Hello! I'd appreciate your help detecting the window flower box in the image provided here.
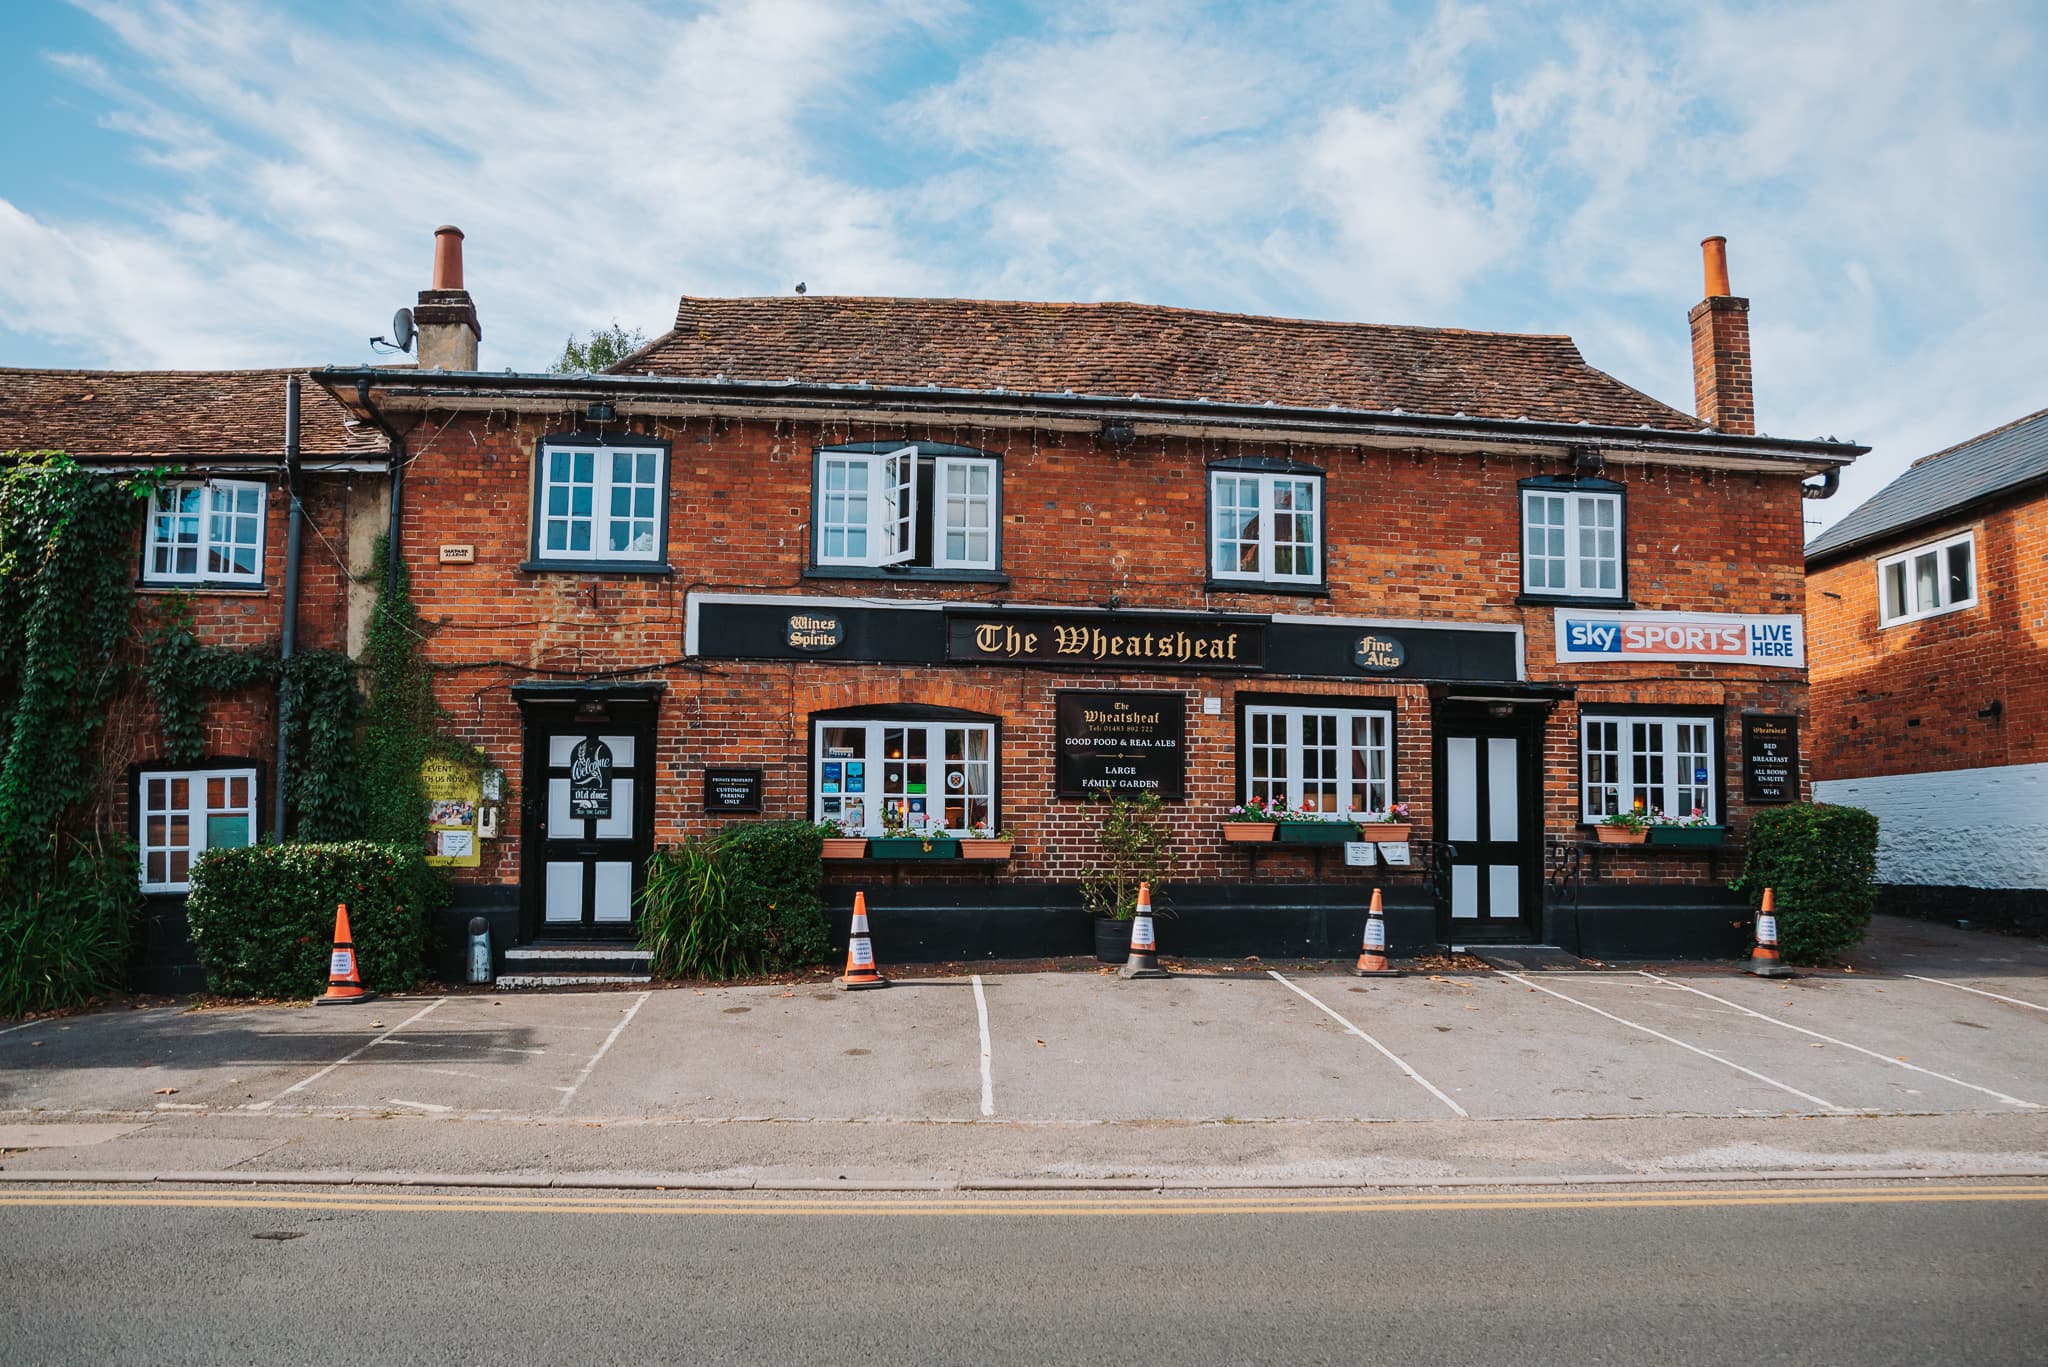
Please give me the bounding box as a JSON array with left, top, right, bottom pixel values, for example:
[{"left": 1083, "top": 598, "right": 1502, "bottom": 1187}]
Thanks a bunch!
[
  {"left": 1356, "top": 823, "right": 1412, "bottom": 843},
  {"left": 1277, "top": 821, "right": 1357, "bottom": 845},
  {"left": 1648, "top": 824, "right": 1726, "bottom": 847},
  {"left": 1221, "top": 822, "right": 1276, "bottom": 843},
  {"left": 959, "top": 838, "right": 1015, "bottom": 860},
  {"left": 868, "top": 835, "right": 959, "bottom": 859},
  {"left": 821, "top": 837, "right": 868, "bottom": 860},
  {"left": 1594, "top": 824, "right": 1649, "bottom": 845}
]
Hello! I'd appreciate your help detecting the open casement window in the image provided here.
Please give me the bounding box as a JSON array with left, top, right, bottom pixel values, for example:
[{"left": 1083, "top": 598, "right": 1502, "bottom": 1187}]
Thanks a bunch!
[
  {"left": 534, "top": 442, "right": 666, "bottom": 565},
  {"left": 1242, "top": 704, "right": 1392, "bottom": 816},
  {"left": 1580, "top": 714, "right": 1716, "bottom": 823},
  {"left": 144, "top": 480, "right": 265, "bottom": 585},
  {"left": 1210, "top": 471, "right": 1322, "bottom": 584},
  {"left": 1877, "top": 531, "right": 1975, "bottom": 627},
  {"left": 1521, "top": 482, "right": 1623, "bottom": 598},
  {"left": 138, "top": 767, "right": 257, "bottom": 892},
  {"left": 814, "top": 444, "right": 998, "bottom": 572},
  {"left": 814, "top": 716, "right": 996, "bottom": 836}
]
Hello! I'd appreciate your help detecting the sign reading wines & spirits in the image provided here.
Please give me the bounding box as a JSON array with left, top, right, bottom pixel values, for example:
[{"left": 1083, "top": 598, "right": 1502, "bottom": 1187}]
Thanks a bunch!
[
  {"left": 1742, "top": 714, "right": 1800, "bottom": 804},
  {"left": 1055, "top": 692, "right": 1186, "bottom": 799},
  {"left": 569, "top": 738, "right": 615, "bottom": 820}
]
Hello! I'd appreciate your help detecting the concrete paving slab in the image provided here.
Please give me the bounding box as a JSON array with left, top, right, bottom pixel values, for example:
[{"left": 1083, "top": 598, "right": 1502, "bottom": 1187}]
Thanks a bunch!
[
  {"left": 984, "top": 971, "right": 1449, "bottom": 1121},
  {"left": 1283, "top": 973, "right": 1829, "bottom": 1120},
  {"left": 568, "top": 980, "right": 987, "bottom": 1120},
  {"left": 0, "top": 1122, "right": 144, "bottom": 1148},
  {"left": 1897, "top": 973, "right": 2048, "bottom": 1015},
  {"left": 1624, "top": 973, "right": 2048, "bottom": 1111}
]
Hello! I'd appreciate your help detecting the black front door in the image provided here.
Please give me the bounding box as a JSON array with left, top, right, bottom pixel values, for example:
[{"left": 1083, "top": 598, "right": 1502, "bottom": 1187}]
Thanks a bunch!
[
  {"left": 1434, "top": 708, "right": 1541, "bottom": 943},
  {"left": 521, "top": 700, "right": 656, "bottom": 940}
]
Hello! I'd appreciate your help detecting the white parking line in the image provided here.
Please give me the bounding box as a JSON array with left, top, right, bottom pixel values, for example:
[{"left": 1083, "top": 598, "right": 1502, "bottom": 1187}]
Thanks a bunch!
[
  {"left": 972, "top": 975, "right": 994, "bottom": 1118},
  {"left": 1267, "top": 972, "right": 1468, "bottom": 1118},
  {"left": 251, "top": 998, "right": 447, "bottom": 1109},
  {"left": 1641, "top": 972, "right": 2042, "bottom": 1110},
  {"left": 382, "top": 1098, "right": 453, "bottom": 1113},
  {"left": 1904, "top": 975, "right": 2048, "bottom": 1015},
  {"left": 556, "top": 991, "right": 651, "bottom": 1111},
  {"left": 0, "top": 1019, "right": 46, "bottom": 1036},
  {"left": 1497, "top": 972, "right": 1844, "bottom": 1112}
]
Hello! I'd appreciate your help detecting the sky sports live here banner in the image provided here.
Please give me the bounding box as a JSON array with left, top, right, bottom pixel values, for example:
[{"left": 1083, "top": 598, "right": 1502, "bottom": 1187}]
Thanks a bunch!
[{"left": 1554, "top": 610, "right": 1805, "bottom": 667}]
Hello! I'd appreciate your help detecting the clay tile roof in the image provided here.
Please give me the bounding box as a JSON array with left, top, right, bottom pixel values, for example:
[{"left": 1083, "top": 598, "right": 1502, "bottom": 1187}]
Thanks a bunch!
[
  {"left": 0, "top": 368, "right": 388, "bottom": 462},
  {"left": 616, "top": 296, "right": 1704, "bottom": 431}
]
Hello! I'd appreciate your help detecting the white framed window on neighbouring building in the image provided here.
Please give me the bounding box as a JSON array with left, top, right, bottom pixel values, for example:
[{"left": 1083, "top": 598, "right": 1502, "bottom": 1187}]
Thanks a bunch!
[
  {"left": 1209, "top": 468, "right": 1323, "bottom": 586},
  {"left": 530, "top": 440, "right": 669, "bottom": 566},
  {"left": 811, "top": 443, "right": 1000, "bottom": 574},
  {"left": 143, "top": 480, "right": 266, "bottom": 585},
  {"left": 1877, "top": 531, "right": 1975, "bottom": 627},
  {"left": 1240, "top": 701, "right": 1393, "bottom": 815},
  {"left": 812, "top": 711, "right": 998, "bottom": 835},
  {"left": 1579, "top": 713, "right": 1717, "bottom": 823},
  {"left": 137, "top": 766, "right": 258, "bottom": 892},
  {"left": 1521, "top": 479, "right": 1624, "bottom": 599}
]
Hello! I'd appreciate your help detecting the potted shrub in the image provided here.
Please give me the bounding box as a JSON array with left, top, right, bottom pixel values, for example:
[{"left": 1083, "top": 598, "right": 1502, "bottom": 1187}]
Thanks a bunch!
[
  {"left": 1648, "top": 808, "right": 1726, "bottom": 846},
  {"left": 1081, "top": 794, "right": 1177, "bottom": 962},
  {"left": 1356, "top": 802, "right": 1413, "bottom": 842},
  {"left": 1596, "top": 802, "right": 1651, "bottom": 844},
  {"left": 868, "top": 812, "right": 959, "bottom": 859},
  {"left": 818, "top": 817, "right": 867, "bottom": 860},
  {"left": 1221, "top": 794, "right": 1282, "bottom": 842},
  {"left": 959, "top": 821, "right": 1016, "bottom": 860}
]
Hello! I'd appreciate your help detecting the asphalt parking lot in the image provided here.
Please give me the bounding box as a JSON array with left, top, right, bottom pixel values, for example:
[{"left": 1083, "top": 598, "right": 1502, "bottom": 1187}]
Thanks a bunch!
[{"left": 5, "top": 924, "right": 2045, "bottom": 1128}]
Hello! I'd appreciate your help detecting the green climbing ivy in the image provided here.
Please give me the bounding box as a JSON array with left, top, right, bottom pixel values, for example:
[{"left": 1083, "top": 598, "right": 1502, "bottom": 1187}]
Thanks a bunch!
[
  {"left": 358, "top": 535, "right": 485, "bottom": 849},
  {"left": 143, "top": 596, "right": 276, "bottom": 766},
  {"left": 279, "top": 649, "right": 363, "bottom": 841}
]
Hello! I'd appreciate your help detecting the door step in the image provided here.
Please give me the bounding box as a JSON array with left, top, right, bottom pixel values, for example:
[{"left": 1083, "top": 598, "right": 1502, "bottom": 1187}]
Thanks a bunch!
[
  {"left": 1465, "top": 945, "right": 1591, "bottom": 972},
  {"left": 494, "top": 944, "right": 652, "bottom": 990}
]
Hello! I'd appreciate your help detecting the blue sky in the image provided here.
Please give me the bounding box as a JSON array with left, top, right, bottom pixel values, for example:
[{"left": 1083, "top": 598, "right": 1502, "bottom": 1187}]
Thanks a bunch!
[{"left": 2, "top": 1, "right": 2043, "bottom": 535}]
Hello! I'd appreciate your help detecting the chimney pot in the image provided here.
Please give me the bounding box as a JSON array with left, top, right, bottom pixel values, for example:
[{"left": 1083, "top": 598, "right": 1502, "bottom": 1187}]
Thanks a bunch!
[
  {"left": 432, "top": 225, "right": 466, "bottom": 291},
  {"left": 1701, "top": 235, "right": 1730, "bottom": 298}
]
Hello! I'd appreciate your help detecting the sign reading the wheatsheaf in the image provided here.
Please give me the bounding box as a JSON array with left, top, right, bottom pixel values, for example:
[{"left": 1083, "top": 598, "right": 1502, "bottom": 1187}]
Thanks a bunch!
[
  {"left": 1742, "top": 714, "right": 1800, "bottom": 804},
  {"left": 1056, "top": 692, "right": 1186, "bottom": 799},
  {"left": 947, "top": 611, "right": 1263, "bottom": 672}
]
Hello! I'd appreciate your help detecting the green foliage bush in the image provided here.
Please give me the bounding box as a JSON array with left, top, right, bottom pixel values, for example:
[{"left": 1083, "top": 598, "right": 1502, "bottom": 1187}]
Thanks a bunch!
[
  {"left": 1736, "top": 803, "right": 1880, "bottom": 963},
  {"left": 639, "top": 822, "right": 828, "bottom": 979},
  {"left": 0, "top": 838, "right": 141, "bottom": 1017},
  {"left": 185, "top": 842, "right": 446, "bottom": 997},
  {"left": 1079, "top": 793, "right": 1177, "bottom": 920}
]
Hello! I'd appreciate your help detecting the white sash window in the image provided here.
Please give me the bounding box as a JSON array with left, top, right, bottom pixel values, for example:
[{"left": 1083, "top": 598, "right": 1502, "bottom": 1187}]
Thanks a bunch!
[
  {"left": 1242, "top": 704, "right": 1392, "bottom": 816},
  {"left": 535, "top": 443, "right": 665, "bottom": 564},
  {"left": 1522, "top": 487, "right": 1622, "bottom": 597},
  {"left": 139, "top": 767, "right": 257, "bottom": 892},
  {"left": 1211, "top": 472, "right": 1322, "bottom": 584},
  {"left": 144, "top": 480, "right": 266, "bottom": 585},
  {"left": 1580, "top": 714, "right": 1717, "bottom": 822},
  {"left": 814, "top": 445, "right": 998, "bottom": 572}
]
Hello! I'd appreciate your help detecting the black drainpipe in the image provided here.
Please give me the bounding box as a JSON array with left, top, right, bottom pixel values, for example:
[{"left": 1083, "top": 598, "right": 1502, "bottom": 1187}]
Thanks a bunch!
[
  {"left": 274, "top": 377, "right": 304, "bottom": 840},
  {"left": 1800, "top": 467, "right": 1840, "bottom": 500}
]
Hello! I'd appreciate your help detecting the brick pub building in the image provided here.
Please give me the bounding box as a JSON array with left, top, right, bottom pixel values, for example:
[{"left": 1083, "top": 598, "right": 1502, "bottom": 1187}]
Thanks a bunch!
[
  {"left": 300, "top": 230, "right": 1856, "bottom": 970},
  {"left": 1806, "top": 407, "right": 2048, "bottom": 932}
]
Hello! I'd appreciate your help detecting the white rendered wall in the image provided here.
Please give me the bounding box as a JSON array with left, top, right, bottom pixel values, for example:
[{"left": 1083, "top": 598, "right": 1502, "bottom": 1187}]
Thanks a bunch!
[{"left": 1815, "top": 763, "right": 2048, "bottom": 890}]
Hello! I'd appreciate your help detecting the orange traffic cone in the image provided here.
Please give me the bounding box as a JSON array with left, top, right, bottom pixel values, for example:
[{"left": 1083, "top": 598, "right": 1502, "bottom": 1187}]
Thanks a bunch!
[
  {"left": 315, "top": 902, "right": 377, "bottom": 1005},
  {"left": 839, "top": 892, "right": 889, "bottom": 990},
  {"left": 1119, "top": 882, "right": 1168, "bottom": 979},
  {"left": 1353, "top": 887, "right": 1403, "bottom": 977},
  {"left": 1746, "top": 887, "right": 1793, "bottom": 978}
]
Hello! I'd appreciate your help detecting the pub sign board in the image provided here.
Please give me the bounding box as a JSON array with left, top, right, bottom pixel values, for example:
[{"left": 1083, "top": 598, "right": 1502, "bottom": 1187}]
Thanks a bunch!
[
  {"left": 1055, "top": 691, "right": 1186, "bottom": 800},
  {"left": 1742, "top": 714, "right": 1800, "bottom": 804},
  {"left": 704, "top": 766, "right": 764, "bottom": 813},
  {"left": 568, "top": 738, "right": 615, "bottom": 820},
  {"left": 949, "top": 611, "right": 1263, "bottom": 672}
]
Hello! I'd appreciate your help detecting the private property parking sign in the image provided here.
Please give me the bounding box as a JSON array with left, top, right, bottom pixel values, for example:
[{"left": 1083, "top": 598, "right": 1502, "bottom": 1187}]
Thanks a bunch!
[{"left": 1554, "top": 610, "right": 1805, "bottom": 666}]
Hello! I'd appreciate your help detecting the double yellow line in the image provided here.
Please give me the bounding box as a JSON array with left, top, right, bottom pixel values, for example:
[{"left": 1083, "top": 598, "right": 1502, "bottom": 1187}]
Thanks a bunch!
[{"left": 2, "top": 1182, "right": 2045, "bottom": 1218}]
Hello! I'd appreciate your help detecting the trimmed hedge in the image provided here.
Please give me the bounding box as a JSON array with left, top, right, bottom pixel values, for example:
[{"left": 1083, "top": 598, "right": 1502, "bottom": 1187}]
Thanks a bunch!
[
  {"left": 0, "top": 839, "right": 140, "bottom": 1018},
  {"left": 719, "top": 820, "right": 829, "bottom": 973},
  {"left": 1736, "top": 803, "right": 1880, "bottom": 963},
  {"left": 186, "top": 842, "right": 446, "bottom": 998}
]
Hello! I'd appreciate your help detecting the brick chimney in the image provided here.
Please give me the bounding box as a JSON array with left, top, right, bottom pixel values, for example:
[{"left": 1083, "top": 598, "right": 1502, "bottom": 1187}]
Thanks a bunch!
[
  {"left": 1688, "top": 235, "right": 1753, "bottom": 435},
  {"left": 414, "top": 225, "right": 480, "bottom": 371}
]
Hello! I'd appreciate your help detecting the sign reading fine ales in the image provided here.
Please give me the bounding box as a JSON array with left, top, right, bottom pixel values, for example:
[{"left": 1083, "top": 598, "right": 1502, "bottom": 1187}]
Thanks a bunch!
[
  {"left": 1055, "top": 692, "right": 1186, "bottom": 800},
  {"left": 949, "top": 612, "right": 1262, "bottom": 672},
  {"left": 1742, "top": 714, "right": 1800, "bottom": 804},
  {"left": 569, "top": 738, "right": 614, "bottom": 820}
]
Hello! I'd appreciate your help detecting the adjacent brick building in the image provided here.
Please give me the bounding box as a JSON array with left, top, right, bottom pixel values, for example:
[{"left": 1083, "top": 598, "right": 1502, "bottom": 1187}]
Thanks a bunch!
[{"left": 1806, "top": 407, "right": 2048, "bottom": 930}]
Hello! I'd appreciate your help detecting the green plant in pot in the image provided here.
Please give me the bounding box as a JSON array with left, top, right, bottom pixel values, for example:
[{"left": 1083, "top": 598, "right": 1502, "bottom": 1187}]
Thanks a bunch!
[
  {"left": 1597, "top": 801, "right": 1651, "bottom": 844},
  {"left": 1079, "top": 793, "right": 1177, "bottom": 962}
]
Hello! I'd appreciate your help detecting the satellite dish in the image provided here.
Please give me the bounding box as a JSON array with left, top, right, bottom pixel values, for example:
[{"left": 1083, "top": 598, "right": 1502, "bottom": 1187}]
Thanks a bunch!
[{"left": 391, "top": 307, "right": 416, "bottom": 353}]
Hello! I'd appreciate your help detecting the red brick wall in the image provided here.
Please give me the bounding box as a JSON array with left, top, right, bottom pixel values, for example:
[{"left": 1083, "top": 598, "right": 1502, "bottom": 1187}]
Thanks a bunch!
[
  {"left": 1808, "top": 493, "right": 2048, "bottom": 782},
  {"left": 389, "top": 412, "right": 1810, "bottom": 890}
]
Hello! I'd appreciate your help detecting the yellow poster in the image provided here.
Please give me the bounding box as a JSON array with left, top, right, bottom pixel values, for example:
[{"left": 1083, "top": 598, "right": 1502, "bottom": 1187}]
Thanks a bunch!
[{"left": 422, "top": 756, "right": 482, "bottom": 868}]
